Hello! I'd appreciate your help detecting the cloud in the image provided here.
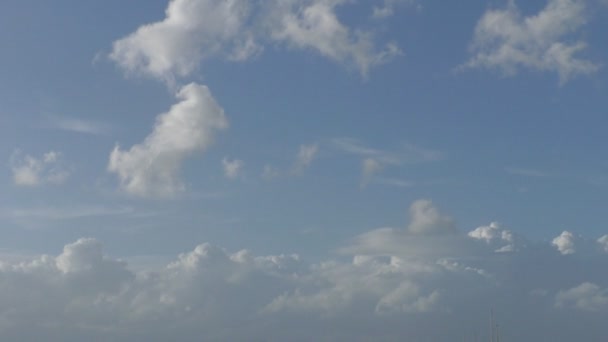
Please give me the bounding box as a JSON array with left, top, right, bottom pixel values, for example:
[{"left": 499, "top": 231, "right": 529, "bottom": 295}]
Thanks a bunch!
[
  {"left": 598, "top": 235, "right": 608, "bottom": 252},
  {"left": 108, "top": 83, "right": 228, "bottom": 198},
  {"left": 292, "top": 143, "right": 318, "bottom": 175},
  {"left": 552, "top": 230, "right": 577, "bottom": 255},
  {"left": 222, "top": 157, "right": 244, "bottom": 179},
  {"left": 407, "top": 199, "right": 456, "bottom": 235},
  {"left": 47, "top": 115, "right": 111, "bottom": 135},
  {"left": 361, "top": 158, "right": 383, "bottom": 186},
  {"left": 9, "top": 150, "right": 69, "bottom": 187},
  {"left": 468, "top": 222, "right": 519, "bottom": 253},
  {"left": 110, "top": 0, "right": 401, "bottom": 81},
  {"left": 332, "top": 138, "right": 443, "bottom": 186},
  {"left": 110, "top": 0, "right": 255, "bottom": 83},
  {"left": 269, "top": 0, "right": 402, "bottom": 77},
  {"left": 2, "top": 212, "right": 608, "bottom": 340},
  {"left": 555, "top": 283, "right": 608, "bottom": 312},
  {"left": 463, "top": 0, "right": 600, "bottom": 84},
  {"left": 372, "top": 0, "right": 418, "bottom": 19}
]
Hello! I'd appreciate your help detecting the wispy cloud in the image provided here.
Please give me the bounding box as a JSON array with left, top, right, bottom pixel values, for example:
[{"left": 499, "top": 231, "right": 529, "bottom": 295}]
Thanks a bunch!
[
  {"left": 9, "top": 150, "right": 69, "bottom": 187},
  {"left": 47, "top": 115, "right": 111, "bottom": 135},
  {"left": 506, "top": 167, "right": 548, "bottom": 177},
  {"left": 462, "top": 0, "right": 600, "bottom": 84},
  {"left": 332, "top": 138, "right": 442, "bottom": 186},
  {"left": 1, "top": 205, "right": 136, "bottom": 221},
  {"left": 291, "top": 143, "right": 319, "bottom": 175}
]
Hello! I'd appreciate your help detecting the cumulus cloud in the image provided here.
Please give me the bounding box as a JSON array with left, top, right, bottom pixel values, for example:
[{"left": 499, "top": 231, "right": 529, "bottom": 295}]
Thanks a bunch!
[
  {"left": 555, "top": 282, "right": 608, "bottom": 312},
  {"left": 291, "top": 143, "right": 318, "bottom": 175},
  {"left": 468, "top": 222, "right": 519, "bottom": 252},
  {"left": 407, "top": 199, "right": 456, "bottom": 235},
  {"left": 463, "top": 0, "right": 600, "bottom": 83},
  {"left": 9, "top": 150, "right": 69, "bottom": 186},
  {"left": 221, "top": 157, "right": 244, "bottom": 179},
  {"left": 3, "top": 225, "right": 608, "bottom": 341},
  {"left": 110, "top": 0, "right": 255, "bottom": 83},
  {"left": 552, "top": 230, "right": 577, "bottom": 255},
  {"left": 108, "top": 83, "right": 228, "bottom": 198},
  {"left": 110, "top": 0, "right": 401, "bottom": 81}
]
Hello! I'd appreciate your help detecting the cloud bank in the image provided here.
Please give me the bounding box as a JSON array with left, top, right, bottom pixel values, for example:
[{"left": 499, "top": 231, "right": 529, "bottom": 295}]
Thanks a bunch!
[{"left": 1, "top": 200, "right": 606, "bottom": 340}]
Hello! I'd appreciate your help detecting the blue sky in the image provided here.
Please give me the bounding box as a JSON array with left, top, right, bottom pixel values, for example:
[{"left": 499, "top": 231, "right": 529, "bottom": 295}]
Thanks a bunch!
[{"left": 1, "top": 0, "right": 608, "bottom": 340}]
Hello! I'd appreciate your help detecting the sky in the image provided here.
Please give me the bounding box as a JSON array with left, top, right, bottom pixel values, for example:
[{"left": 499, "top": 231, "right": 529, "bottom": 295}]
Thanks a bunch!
[{"left": 1, "top": 0, "right": 608, "bottom": 340}]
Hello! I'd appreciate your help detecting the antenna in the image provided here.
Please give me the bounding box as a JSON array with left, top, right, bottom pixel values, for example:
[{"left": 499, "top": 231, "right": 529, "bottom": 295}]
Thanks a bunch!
[{"left": 490, "top": 309, "right": 495, "bottom": 342}]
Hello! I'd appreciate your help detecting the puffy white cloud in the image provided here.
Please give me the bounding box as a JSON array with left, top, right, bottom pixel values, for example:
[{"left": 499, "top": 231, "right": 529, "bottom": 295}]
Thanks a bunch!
[
  {"left": 468, "top": 222, "right": 518, "bottom": 252},
  {"left": 464, "top": 0, "right": 600, "bottom": 83},
  {"left": 552, "top": 230, "right": 577, "bottom": 255},
  {"left": 108, "top": 83, "right": 228, "bottom": 198},
  {"left": 221, "top": 157, "right": 244, "bottom": 179},
  {"left": 2, "top": 221, "right": 608, "bottom": 340},
  {"left": 407, "top": 199, "right": 456, "bottom": 235},
  {"left": 10, "top": 150, "right": 69, "bottom": 186},
  {"left": 556, "top": 283, "right": 608, "bottom": 312},
  {"left": 292, "top": 143, "right": 319, "bottom": 175},
  {"left": 110, "top": 0, "right": 255, "bottom": 83},
  {"left": 110, "top": 0, "right": 401, "bottom": 81}
]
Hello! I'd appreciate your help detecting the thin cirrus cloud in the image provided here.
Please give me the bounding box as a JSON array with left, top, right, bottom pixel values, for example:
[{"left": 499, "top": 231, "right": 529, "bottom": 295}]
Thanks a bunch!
[
  {"left": 332, "top": 138, "right": 443, "bottom": 186},
  {"left": 108, "top": 83, "right": 228, "bottom": 198},
  {"left": 9, "top": 150, "right": 69, "bottom": 187},
  {"left": 291, "top": 143, "right": 319, "bottom": 175},
  {"left": 463, "top": 0, "right": 600, "bottom": 84},
  {"left": 109, "top": 0, "right": 404, "bottom": 82},
  {"left": 0, "top": 200, "right": 608, "bottom": 340},
  {"left": 46, "top": 115, "right": 111, "bottom": 136}
]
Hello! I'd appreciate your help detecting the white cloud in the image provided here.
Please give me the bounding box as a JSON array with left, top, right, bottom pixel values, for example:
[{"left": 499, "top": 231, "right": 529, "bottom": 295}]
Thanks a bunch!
[
  {"left": 270, "top": 1, "right": 402, "bottom": 77},
  {"left": 552, "top": 230, "right": 577, "bottom": 255},
  {"left": 407, "top": 199, "right": 456, "bottom": 235},
  {"left": 292, "top": 143, "right": 319, "bottom": 175},
  {"left": 468, "top": 222, "right": 518, "bottom": 252},
  {"left": 598, "top": 235, "right": 608, "bottom": 252},
  {"left": 110, "top": 0, "right": 255, "bottom": 83},
  {"left": 222, "top": 157, "right": 244, "bottom": 179},
  {"left": 10, "top": 150, "right": 69, "bottom": 187},
  {"left": 2, "top": 219, "right": 608, "bottom": 340},
  {"left": 108, "top": 83, "right": 228, "bottom": 198},
  {"left": 48, "top": 115, "right": 111, "bottom": 135},
  {"left": 556, "top": 283, "right": 608, "bottom": 312},
  {"left": 110, "top": 0, "right": 401, "bottom": 81},
  {"left": 464, "top": 0, "right": 600, "bottom": 84}
]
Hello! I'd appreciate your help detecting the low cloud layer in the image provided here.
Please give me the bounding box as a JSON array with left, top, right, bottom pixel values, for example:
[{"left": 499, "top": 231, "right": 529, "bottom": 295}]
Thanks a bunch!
[{"left": 2, "top": 200, "right": 607, "bottom": 341}]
